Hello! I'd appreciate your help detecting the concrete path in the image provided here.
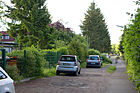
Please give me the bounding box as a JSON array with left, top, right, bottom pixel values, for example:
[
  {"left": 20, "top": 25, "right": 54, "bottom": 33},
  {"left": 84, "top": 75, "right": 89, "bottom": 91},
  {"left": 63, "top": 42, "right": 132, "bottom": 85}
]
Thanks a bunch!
[{"left": 108, "top": 56, "right": 138, "bottom": 93}]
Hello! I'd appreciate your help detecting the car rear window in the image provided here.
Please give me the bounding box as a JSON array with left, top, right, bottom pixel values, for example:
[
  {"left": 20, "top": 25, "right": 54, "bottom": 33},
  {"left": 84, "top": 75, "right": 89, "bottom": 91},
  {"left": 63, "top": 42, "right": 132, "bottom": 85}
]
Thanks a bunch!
[
  {"left": 60, "top": 56, "right": 76, "bottom": 61},
  {"left": 89, "top": 56, "right": 99, "bottom": 60},
  {"left": 0, "top": 71, "right": 7, "bottom": 80}
]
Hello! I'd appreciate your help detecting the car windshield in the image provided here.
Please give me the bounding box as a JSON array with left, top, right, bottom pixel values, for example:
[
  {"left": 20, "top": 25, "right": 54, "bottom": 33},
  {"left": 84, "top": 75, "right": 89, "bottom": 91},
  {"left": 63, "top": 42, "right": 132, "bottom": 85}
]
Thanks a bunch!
[
  {"left": 0, "top": 71, "right": 7, "bottom": 80},
  {"left": 89, "top": 56, "right": 99, "bottom": 60},
  {"left": 60, "top": 56, "right": 76, "bottom": 61}
]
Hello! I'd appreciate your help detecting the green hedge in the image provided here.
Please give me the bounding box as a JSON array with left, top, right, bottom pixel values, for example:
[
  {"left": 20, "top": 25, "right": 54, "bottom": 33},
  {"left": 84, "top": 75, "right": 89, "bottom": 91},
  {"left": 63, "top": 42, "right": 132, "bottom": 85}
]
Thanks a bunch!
[
  {"left": 7, "top": 46, "right": 46, "bottom": 77},
  {"left": 88, "top": 49, "right": 100, "bottom": 55},
  {"left": 122, "top": 3, "right": 140, "bottom": 91}
]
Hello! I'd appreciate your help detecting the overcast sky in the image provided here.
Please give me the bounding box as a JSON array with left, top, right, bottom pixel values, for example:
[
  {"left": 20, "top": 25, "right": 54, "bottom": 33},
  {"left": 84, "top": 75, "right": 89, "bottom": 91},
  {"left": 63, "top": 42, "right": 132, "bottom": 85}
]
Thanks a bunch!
[
  {"left": 1, "top": 0, "right": 138, "bottom": 44},
  {"left": 47, "top": 0, "right": 138, "bottom": 44}
]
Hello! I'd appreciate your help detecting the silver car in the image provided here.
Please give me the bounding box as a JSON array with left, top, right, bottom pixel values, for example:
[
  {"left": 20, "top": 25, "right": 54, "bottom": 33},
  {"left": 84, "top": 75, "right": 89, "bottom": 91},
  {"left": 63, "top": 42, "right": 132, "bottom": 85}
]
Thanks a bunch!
[
  {"left": 0, "top": 67, "right": 15, "bottom": 93},
  {"left": 56, "top": 55, "right": 81, "bottom": 76},
  {"left": 86, "top": 55, "right": 102, "bottom": 68}
]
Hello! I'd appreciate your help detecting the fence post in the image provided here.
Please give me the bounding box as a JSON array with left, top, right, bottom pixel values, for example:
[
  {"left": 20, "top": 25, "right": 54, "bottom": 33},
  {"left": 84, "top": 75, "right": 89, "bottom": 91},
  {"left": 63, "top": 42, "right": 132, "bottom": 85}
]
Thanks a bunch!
[
  {"left": 24, "top": 50, "right": 26, "bottom": 73},
  {"left": 2, "top": 49, "right": 6, "bottom": 70}
]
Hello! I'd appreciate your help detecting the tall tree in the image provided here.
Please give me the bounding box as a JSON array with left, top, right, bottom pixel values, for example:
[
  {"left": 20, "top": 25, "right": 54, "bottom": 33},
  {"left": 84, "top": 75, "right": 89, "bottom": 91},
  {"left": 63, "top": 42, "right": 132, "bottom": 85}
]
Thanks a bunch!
[
  {"left": 80, "top": 1, "right": 111, "bottom": 53},
  {"left": 6, "top": 0, "right": 53, "bottom": 49}
]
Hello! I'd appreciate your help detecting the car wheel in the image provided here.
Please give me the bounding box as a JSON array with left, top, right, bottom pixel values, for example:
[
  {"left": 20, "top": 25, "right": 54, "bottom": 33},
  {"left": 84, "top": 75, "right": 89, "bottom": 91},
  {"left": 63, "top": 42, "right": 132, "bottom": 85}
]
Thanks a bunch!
[
  {"left": 78, "top": 68, "right": 81, "bottom": 74},
  {"left": 86, "top": 66, "right": 88, "bottom": 68},
  {"left": 74, "top": 71, "right": 78, "bottom": 76},
  {"left": 56, "top": 71, "right": 60, "bottom": 75}
]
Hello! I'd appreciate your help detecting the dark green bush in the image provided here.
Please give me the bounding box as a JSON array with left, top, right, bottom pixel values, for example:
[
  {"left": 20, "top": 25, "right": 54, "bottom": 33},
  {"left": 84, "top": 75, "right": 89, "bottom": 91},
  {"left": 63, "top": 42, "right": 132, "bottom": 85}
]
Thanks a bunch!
[{"left": 7, "top": 46, "right": 46, "bottom": 77}]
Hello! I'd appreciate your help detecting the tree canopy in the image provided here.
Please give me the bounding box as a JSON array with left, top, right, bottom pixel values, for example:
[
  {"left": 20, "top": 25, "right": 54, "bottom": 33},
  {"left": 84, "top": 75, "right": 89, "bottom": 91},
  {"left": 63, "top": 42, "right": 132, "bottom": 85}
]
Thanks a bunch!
[
  {"left": 6, "top": 0, "right": 53, "bottom": 49},
  {"left": 80, "top": 1, "right": 111, "bottom": 53}
]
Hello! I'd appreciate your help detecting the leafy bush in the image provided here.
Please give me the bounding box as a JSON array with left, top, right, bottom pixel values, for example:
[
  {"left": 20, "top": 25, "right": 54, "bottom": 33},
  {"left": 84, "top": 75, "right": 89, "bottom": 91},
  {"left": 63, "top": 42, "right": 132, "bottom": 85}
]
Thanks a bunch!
[
  {"left": 57, "top": 47, "right": 69, "bottom": 55},
  {"left": 81, "top": 62, "right": 86, "bottom": 68},
  {"left": 121, "top": 3, "right": 140, "bottom": 91},
  {"left": 68, "top": 38, "right": 88, "bottom": 62},
  {"left": 88, "top": 49, "right": 100, "bottom": 55},
  {"left": 6, "top": 65, "right": 23, "bottom": 81},
  {"left": 101, "top": 55, "right": 112, "bottom": 64},
  {"left": 43, "top": 68, "right": 56, "bottom": 77},
  {"left": 7, "top": 46, "right": 46, "bottom": 77}
]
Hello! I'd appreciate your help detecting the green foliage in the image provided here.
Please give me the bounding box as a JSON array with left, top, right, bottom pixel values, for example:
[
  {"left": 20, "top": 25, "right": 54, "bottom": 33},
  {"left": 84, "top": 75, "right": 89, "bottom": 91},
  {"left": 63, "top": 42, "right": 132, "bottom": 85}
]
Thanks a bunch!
[
  {"left": 7, "top": 47, "right": 46, "bottom": 77},
  {"left": 80, "top": 1, "right": 111, "bottom": 53},
  {"left": 6, "top": 65, "right": 23, "bottom": 81},
  {"left": 107, "top": 65, "right": 116, "bottom": 73},
  {"left": 57, "top": 47, "right": 69, "bottom": 55},
  {"left": 88, "top": 49, "right": 100, "bottom": 55},
  {"left": 68, "top": 38, "right": 88, "bottom": 62},
  {"left": 101, "top": 55, "right": 112, "bottom": 64},
  {"left": 6, "top": 0, "right": 54, "bottom": 49},
  {"left": 54, "top": 40, "right": 67, "bottom": 49},
  {"left": 102, "top": 63, "right": 110, "bottom": 67},
  {"left": 43, "top": 68, "right": 56, "bottom": 77},
  {"left": 80, "top": 62, "right": 86, "bottom": 68},
  {"left": 121, "top": 2, "right": 140, "bottom": 91}
]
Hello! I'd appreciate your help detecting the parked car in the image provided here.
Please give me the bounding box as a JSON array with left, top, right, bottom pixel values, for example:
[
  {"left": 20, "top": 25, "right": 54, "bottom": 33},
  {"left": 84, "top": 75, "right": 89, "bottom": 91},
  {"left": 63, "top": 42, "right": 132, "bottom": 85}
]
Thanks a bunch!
[
  {"left": 0, "top": 67, "right": 15, "bottom": 93},
  {"left": 56, "top": 55, "right": 81, "bottom": 76},
  {"left": 86, "top": 55, "right": 102, "bottom": 68}
]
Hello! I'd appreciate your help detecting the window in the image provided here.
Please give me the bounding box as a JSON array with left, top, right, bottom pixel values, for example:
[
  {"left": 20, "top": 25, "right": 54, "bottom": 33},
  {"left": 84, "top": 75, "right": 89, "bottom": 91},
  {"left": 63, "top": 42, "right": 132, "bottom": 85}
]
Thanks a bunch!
[
  {"left": 5, "top": 35, "right": 10, "bottom": 39},
  {"left": 89, "top": 56, "right": 99, "bottom": 60},
  {"left": 0, "top": 71, "right": 7, "bottom": 79},
  {"left": 1, "top": 36, "right": 4, "bottom": 40},
  {"left": 60, "top": 56, "right": 76, "bottom": 61}
]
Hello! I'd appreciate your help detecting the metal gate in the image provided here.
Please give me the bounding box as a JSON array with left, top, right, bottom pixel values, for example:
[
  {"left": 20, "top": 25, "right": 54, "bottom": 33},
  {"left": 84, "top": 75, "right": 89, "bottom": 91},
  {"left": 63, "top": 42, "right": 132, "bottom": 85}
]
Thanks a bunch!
[
  {"left": 0, "top": 49, "right": 6, "bottom": 70},
  {"left": 44, "top": 51, "right": 61, "bottom": 68}
]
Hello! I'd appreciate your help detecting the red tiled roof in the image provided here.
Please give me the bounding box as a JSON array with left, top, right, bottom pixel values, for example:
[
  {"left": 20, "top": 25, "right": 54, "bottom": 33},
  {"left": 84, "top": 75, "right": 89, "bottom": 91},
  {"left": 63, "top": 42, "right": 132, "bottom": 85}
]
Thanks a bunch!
[{"left": 0, "top": 31, "right": 15, "bottom": 42}]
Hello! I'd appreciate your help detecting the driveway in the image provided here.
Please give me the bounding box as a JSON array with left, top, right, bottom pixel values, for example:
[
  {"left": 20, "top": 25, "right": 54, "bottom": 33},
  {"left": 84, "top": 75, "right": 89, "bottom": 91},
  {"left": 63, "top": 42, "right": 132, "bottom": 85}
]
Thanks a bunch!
[{"left": 15, "top": 56, "right": 137, "bottom": 93}]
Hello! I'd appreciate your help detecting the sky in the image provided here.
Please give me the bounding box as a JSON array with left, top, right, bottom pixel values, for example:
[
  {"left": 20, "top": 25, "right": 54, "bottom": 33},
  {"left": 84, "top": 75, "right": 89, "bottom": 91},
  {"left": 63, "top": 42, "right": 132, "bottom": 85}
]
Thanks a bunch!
[
  {"left": 47, "top": 0, "right": 137, "bottom": 44},
  {"left": 1, "top": 0, "right": 138, "bottom": 44}
]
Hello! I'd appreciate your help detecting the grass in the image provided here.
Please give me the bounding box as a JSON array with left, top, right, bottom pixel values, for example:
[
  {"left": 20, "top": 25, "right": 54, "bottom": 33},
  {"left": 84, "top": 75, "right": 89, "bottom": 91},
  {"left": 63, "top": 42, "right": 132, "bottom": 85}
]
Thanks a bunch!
[
  {"left": 81, "top": 62, "right": 86, "bottom": 68},
  {"left": 107, "top": 65, "right": 116, "bottom": 73},
  {"left": 43, "top": 68, "right": 56, "bottom": 77},
  {"left": 102, "top": 63, "right": 110, "bottom": 67}
]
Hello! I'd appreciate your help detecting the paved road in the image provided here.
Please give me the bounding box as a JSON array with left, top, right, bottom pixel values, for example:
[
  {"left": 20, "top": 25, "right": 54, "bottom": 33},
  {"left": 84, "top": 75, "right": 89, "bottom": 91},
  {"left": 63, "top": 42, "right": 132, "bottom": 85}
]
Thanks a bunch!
[{"left": 15, "top": 56, "right": 138, "bottom": 93}]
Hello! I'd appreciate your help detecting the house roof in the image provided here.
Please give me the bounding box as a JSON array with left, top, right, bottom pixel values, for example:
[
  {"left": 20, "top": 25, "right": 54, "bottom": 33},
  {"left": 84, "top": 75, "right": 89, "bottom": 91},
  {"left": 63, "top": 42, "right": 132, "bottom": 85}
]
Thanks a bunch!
[{"left": 0, "top": 31, "right": 15, "bottom": 42}]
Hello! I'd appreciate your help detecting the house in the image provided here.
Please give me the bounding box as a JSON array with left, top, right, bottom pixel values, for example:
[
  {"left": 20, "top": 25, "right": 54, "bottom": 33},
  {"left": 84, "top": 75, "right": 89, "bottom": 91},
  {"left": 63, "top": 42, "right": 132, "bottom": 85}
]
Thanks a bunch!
[
  {"left": 0, "top": 31, "right": 18, "bottom": 53},
  {"left": 49, "top": 21, "right": 72, "bottom": 32}
]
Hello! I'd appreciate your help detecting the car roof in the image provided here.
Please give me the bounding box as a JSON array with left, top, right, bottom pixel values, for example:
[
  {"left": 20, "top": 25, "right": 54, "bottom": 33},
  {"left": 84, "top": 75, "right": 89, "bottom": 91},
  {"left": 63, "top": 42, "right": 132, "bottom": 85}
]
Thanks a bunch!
[
  {"left": 89, "top": 55, "right": 100, "bottom": 56},
  {"left": 61, "top": 55, "right": 76, "bottom": 57}
]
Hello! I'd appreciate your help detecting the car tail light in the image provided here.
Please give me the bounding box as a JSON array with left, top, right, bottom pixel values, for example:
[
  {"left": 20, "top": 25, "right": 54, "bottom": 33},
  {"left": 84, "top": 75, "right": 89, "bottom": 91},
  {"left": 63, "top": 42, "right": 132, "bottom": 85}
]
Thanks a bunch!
[
  {"left": 74, "top": 62, "right": 77, "bottom": 66},
  {"left": 86, "top": 59, "right": 88, "bottom": 62},
  {"left": 57, "top": 61, "right": 60, "bottom": 65}
]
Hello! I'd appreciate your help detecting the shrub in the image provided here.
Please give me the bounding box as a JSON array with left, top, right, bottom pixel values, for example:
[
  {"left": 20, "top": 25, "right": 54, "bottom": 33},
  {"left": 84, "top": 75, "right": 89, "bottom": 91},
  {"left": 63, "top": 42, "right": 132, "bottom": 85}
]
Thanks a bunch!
[
  {"left": 68, "top": 39, "right": 88, "bottom": 62},
  {"left": 7, "top": 46, "right": 46, "bottom": 77},
  {"left": 88, "top": 49, "right": 100, "bottom": 55},
  {"left": 101, "top": 55, "right": 112, "bottom": 64},
  {"left": 57, "top": 47, "right": 69, "bottom": 55},
  {"left": 6, "top": 65, "right": 23, "bottom": 81},
  {"left": 43, "top": 68, "right": 56, "bottom": 77}
]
